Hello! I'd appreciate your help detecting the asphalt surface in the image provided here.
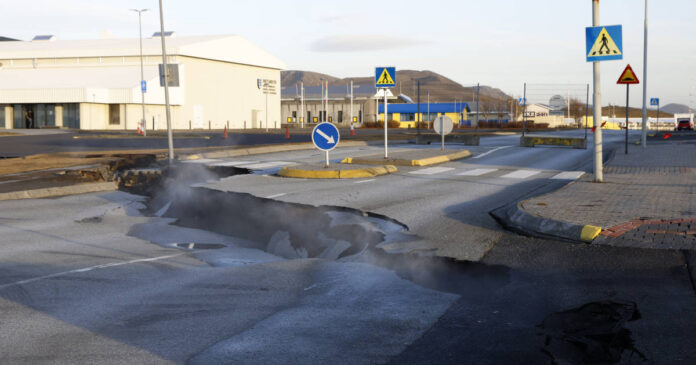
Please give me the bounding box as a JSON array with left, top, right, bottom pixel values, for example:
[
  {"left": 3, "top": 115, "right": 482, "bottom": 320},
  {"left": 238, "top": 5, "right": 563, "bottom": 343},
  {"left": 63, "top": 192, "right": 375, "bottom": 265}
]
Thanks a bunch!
[{"left": 1, "top": 129, "right": 694, "bottom": 364}]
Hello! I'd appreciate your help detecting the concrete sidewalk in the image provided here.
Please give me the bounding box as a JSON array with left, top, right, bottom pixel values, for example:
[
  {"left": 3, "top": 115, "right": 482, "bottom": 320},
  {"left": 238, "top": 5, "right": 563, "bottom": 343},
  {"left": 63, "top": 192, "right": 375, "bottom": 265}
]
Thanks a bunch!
[{"left": 519, "top": 140, "right": 696, "bottom": 249}]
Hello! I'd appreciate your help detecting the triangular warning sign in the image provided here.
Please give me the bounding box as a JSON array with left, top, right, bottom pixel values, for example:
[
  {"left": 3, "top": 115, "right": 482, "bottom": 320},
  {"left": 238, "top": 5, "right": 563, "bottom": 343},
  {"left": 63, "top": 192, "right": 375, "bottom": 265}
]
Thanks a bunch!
[
  {"left": 617, "top": 64, "right": 639, "bottom": 84},
  {"left": 376, "top": 68, "right": 395, "bottom": 86},
  {"left": 587, "top": 27, "right": 622, "bottom": 57}
]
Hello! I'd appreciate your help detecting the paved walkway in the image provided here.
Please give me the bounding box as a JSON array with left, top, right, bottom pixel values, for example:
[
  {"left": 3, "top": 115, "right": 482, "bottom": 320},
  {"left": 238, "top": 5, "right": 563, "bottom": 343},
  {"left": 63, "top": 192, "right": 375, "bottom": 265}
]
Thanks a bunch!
[{"left": 521, "top": 140, "right": 696, "bottom": 249}]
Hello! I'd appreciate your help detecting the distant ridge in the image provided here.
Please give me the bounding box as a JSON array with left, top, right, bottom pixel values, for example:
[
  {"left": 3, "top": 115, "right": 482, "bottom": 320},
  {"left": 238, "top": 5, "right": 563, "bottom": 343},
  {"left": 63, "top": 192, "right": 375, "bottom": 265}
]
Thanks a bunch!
[{"left": 281, "top": 69, "right": 510, "bottom": 103}]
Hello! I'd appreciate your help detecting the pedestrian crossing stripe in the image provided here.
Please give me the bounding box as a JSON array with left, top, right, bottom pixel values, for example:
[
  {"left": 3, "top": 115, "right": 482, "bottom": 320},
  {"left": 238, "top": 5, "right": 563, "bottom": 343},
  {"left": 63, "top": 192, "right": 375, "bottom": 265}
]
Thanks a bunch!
[
  {"left": 375, "top": 67, "right": 395, "bottom": 87},
  {"left": 586, "top": 26, "right": 622, "bottom": 62}
]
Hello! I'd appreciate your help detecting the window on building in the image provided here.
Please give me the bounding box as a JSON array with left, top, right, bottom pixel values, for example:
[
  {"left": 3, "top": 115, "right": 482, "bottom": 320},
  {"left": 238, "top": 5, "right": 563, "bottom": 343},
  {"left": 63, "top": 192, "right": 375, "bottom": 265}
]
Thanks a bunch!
[
  {"left": 337, "top": 110, "right": 343, "bottom": 123},
  {"left": 109, "top": 104, "right": 120, "bottom": 125},
  {"left": 401, "top": 113, "right": 415, "bottom": 121}
]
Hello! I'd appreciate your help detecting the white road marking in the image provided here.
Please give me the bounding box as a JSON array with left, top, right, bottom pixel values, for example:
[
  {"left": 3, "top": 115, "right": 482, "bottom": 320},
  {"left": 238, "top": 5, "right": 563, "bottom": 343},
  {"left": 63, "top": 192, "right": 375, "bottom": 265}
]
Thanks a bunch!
[
  {"left": 473, "top": 146, "right": 512, "bottom": 159},
  {"left": 501, "top": 169, "right": 541, "bottom": 179},
  {"left": 354, "top": 179, "right": 376, "bottom": 184},
  {"left": 456, "top": 168, "right": 498, "bottom": 176},
  {"left": 243, "top": 161, "right": 296, "bottom": 170},
  {"left": 180, "top": 158, "right": 219, "bottom": 164},
  {"left": 210, "top": 160, "right": 254, "bottom": 167},
  {"left": 409, "top": 167, "right": 456, "bottom": 175},
  {"left": 266, "top": 193, "right": 287, "bottom": 199},
  {"left": 551, "top": 171, "right": 585, "bottom": 180},
  {"left": 0, "top": 253, "right": 186, "bottom": 290}
]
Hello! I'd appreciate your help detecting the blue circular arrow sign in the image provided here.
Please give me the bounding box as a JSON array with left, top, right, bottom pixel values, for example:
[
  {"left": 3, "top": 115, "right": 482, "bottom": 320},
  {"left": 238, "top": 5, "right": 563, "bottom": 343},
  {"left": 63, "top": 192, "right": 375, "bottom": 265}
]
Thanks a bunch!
[{"left": 312, "top": 122, "right": 340, "bottom": 151}]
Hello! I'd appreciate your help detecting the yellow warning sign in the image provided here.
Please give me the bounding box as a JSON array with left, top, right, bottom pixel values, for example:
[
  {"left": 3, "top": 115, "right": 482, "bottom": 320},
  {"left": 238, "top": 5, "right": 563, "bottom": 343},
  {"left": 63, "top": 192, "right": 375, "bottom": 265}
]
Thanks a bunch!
[
  {"left": 587, "top": 27, "right": 622, "bottom": 57},
  {"left": 617, "top": 64, "right": 639, "bottom": 84},
  {"left": 376, "top": 68, "right": 395, "bottom": 86}
]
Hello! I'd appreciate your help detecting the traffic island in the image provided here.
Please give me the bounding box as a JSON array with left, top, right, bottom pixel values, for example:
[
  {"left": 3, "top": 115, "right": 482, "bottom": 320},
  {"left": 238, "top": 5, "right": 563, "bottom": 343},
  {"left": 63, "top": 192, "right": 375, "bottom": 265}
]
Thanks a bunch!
[
  {"left": 341, "top": 149, "right": 471, "bottom": 167},
  {"left": 277, "top": 164, "right": 397, "bottom": 179},
  {"left": 520, "top": 135, "right": 587, "bottom": 149}
]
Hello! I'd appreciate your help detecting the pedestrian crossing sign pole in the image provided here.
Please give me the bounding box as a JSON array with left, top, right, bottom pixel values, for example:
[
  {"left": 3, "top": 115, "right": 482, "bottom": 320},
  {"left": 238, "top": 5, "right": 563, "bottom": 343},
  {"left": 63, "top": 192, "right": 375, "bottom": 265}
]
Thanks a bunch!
[{"left": 375, "top": 67, "right": 396, "bottom": 159}]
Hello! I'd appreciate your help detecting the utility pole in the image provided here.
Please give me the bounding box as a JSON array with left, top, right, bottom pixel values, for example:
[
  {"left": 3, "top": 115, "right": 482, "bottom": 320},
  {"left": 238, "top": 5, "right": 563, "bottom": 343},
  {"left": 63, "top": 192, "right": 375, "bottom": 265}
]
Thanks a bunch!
[
  {"left": 592, "top": 0, "right": 603, "bottom": 182},
  {"left": 641, "top": 0, "right": 648, "bottom": 147},
  {"left": 157, "top": 0, "right": 174, "bottom": 163},
  {"left": 350, "top": 80, "right": 353, "bottom": 127},
  {"left": 417, "top": 80, "right": 421, "bottom": 136},
  {"left": 130, "top": 8, "right": 148, "bottom": 136},
  {"left": 300, "top": 81, "right": 304, "bottom": 128}
]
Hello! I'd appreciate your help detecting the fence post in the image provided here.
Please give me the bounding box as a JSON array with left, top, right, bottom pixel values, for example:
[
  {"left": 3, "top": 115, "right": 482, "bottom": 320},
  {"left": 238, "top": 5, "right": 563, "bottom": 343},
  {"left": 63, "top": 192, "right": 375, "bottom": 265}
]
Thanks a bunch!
[
  {"left": 209, "top": 120, "right": 211, "bottom": 130},
  {"left": 189, "top": 120, "right": 191, "bottom": 130}
]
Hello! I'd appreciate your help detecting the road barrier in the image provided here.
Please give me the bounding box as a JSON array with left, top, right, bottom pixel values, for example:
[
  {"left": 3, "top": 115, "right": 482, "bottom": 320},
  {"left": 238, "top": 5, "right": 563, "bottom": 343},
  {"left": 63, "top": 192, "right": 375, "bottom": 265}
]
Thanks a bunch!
[{"left": 520, "top": 135, "right": 587, "bottom": 149}]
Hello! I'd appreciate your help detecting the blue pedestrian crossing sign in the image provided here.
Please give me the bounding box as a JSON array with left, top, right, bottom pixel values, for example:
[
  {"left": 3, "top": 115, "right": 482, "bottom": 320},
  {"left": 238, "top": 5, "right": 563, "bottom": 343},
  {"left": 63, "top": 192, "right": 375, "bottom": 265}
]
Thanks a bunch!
[
  {"left": 312, "top": 122, "right": 340, "bottom": 151},
  {"left": 650, "top": 98, "right": 659, "bottom": 106},
  {"left": 141, "top": 80, "right": 147, "bottom": 93},
  {"left": 586, "top": 25, "right": 622, "bottom": 62},
  {"left": 375, "top": 67, "right": 396, "bottom": 88},
  {"left": 518, "top": 97, "right": 526, "bottom": 106}
]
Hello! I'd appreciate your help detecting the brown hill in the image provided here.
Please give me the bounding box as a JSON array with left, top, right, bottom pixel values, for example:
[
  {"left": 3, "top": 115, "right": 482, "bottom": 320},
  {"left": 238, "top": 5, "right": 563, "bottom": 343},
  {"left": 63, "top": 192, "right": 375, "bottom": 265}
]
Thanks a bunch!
[{"left": 281, "top": 70, "right": 510, "bottom": 104}]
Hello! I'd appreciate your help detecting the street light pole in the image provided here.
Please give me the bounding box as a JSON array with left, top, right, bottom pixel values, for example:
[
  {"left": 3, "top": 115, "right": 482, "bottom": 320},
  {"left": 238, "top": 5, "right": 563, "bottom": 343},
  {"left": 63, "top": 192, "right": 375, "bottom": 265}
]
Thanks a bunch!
[
  {"left": 592, "top": 0, "right": 603, "bottom": 182},
  {"left": 130, "top": 8, "right": 148, "bottom": 136},
  {"left": 157, "top": 0, "right": 174, "bottom": 163},
  {"left": 641, "top": 0, "right": 648, "bottom": 148}
]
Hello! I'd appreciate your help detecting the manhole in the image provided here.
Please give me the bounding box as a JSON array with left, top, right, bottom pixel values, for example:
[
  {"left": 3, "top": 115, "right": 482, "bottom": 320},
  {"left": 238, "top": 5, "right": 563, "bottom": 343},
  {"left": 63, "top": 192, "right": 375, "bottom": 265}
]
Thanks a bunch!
[{"left": 174, "top": 242, "right": 227, "bottom": 250}]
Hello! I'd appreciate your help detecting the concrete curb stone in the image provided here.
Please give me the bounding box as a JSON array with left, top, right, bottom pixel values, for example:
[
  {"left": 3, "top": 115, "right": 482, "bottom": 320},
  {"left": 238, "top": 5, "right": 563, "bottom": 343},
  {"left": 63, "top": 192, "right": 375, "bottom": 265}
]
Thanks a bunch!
[
  {"left": 341, "top": 150, "right": 471, "bottom": 167},
  {"left": 277, "top": 165, "right": 398, "bottom": 179},
  {"left": 490, "top": 202, "right": 602, "bottom": 243},
  {"left": 0, "top": 182, "right": 118, "bottom": 201}
]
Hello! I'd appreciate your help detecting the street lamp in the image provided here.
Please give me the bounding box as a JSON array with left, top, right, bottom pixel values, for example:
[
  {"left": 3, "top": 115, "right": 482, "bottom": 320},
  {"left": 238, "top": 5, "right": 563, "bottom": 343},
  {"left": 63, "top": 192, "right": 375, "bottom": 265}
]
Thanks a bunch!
[
  {"left": 130, "top": 8, "right": 147, "bottom": 136},
  {"left": 156, "top": 0, "right": 174, "bottom": 163}
]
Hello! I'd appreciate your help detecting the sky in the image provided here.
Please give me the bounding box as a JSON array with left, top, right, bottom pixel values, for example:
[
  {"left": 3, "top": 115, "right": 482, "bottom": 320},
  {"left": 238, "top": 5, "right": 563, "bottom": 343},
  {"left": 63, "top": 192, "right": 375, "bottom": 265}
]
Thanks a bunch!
[{"left": 1, "top": 0, "right": 695, "bottom": 108}]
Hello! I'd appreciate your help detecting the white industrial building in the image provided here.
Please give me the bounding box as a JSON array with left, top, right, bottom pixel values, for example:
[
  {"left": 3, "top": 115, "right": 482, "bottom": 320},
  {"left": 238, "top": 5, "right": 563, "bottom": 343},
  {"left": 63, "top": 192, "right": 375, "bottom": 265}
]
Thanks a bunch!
[{"left": 0, "top": 34, "right": 285, "bottom": 130}]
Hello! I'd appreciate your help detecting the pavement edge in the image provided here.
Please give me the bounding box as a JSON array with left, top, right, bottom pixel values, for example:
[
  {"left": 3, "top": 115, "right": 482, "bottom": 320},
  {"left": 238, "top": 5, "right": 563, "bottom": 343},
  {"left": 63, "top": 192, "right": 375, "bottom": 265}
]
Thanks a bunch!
[
  {"left": 490, "top": 202, "right": 602, "bottom": 243},
  {"left": 277, "top": 165, "right": 398, "bottom": 179},
  {"left": 0, "top": 182, "right": 118, "bottom": 201},
  {"left": 341, "top": 150, "right": 471, "bottom": 166}
]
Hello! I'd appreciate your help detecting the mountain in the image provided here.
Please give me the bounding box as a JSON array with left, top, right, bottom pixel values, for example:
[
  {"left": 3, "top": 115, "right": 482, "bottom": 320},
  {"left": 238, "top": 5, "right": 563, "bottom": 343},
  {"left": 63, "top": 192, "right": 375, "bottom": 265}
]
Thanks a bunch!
[
  {"left": 281, "top": 70, "right": 510, "bottom": 103},
  {"left": 661, "top": 103, "right": 694, "bottom": 114}
]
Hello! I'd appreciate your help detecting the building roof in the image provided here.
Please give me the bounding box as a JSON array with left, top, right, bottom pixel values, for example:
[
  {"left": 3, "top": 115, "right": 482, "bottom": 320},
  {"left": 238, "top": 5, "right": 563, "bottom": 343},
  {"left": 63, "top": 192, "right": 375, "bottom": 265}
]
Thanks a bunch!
[
  {"left": 0, "top": 35, "right": 286, "bottom": 70},
  {"left": 379, "top": 102, "right": 470, "bottom": 114}
]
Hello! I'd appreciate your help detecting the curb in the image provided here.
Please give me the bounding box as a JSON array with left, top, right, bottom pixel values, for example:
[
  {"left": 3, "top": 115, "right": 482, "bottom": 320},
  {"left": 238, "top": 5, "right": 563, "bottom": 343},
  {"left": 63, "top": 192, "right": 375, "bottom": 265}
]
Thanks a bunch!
[
  {"left": 0, "top": 181, "right": 118, "bottom": 201},
  {"left": 490, "top": 202, "right": 602, "bottom": 243},
  {"left": 341, "top": 150, "right": 471, "bottom": 167},
  {"left": 277, "top": 165, "right": 397, "bottom": 179}
]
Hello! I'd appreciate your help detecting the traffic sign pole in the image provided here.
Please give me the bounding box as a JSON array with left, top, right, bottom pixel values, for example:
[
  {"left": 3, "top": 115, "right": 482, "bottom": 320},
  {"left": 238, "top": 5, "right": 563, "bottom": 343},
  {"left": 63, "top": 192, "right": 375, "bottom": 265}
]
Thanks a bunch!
[
  {"left": 384, "top": 89, "right": 388, "bottom": 159},
  {"left": 326, "top": 150, "right": 329, "bottom": 168},
  {"left": 592, "top": 0, "right": 603, "bottom": 182},
  {"left": 625, "top": 84, "right": 629, "bottom": 154},
  {"left": 641, "top": 0, "right": 648, "bottom": 148}
]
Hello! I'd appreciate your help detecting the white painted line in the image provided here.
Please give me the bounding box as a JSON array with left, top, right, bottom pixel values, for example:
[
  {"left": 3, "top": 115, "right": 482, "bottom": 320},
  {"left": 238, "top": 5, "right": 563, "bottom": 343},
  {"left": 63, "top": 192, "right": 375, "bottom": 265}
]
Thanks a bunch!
[
  {"left": 180, "top": 158, "right": 219, "bottom": 164},
  {"left": 501, "top": 169, "right": 541, "bottom": 179},
  {"left": 409, "top": 167, "right": 456, "bottom": 175},
  {"left": 209, "top": 160, "right": 255, "bottom": 167},
  {"left": 266, "top": 193, "right": 287, "bottom": 199},
  {"left": 354, "top": 179, "right": 376, "bottom": 184},
  {"left": 0, "top": 253, "right": 186, "bottom": 290},
  {"left": 551, "top": 171, "right": 585, "bottom": 180},
  {"left": 244, "top": 161, "right": 296, "bottom": 170},
  {"left": 456, "top": 168, "right": 498, "bottom": 176},
  {"left": 473, "top": 146, "right": 512, "bottom": 159}
]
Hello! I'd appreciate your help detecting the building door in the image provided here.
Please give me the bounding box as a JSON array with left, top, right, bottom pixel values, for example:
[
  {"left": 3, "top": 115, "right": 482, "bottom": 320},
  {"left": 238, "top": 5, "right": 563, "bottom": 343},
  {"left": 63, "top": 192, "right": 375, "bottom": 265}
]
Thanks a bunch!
[
  {"left": 338, "top": 111, "right": 343, "bottom": 123},
  {"left": 252, "top": 110, "right": 259, "bottom": 129}
]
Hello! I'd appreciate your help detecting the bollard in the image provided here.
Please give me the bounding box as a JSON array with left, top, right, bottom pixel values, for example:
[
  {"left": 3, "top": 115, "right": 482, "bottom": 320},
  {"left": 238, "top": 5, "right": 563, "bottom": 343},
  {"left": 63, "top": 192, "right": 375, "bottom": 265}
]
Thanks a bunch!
[
  {"left": 227, "top": 120, "right": 229, "bottom": 129},
  {"left": 189, "top": 120, "right": 191, "bottom": 130},
  {"left": 275, "top": 121, "right": 277, "bottom": 129},
  {"left": 244, "top": 120, "right": 246, "bottom": 129},
  {"left": 209, "top": 120, "right": 211, "bottom": 130}
]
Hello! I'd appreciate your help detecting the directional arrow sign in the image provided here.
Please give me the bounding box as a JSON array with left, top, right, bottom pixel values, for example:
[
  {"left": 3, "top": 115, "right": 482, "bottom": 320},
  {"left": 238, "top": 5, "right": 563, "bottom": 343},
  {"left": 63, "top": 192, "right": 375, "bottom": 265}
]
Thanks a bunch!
[{"left": 312, "top": 122, "right": 340, "bottom": 151}]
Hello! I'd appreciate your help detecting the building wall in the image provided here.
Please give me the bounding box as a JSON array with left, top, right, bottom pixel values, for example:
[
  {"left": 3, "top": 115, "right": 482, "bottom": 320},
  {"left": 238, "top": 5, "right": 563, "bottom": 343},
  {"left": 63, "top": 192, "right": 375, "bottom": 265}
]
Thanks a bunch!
[
  {"left": 177, "top": 56, "right": 280, "bottom": 130},
  {"left": 281, "top": 99, "right": 370, "bottom": 125}
]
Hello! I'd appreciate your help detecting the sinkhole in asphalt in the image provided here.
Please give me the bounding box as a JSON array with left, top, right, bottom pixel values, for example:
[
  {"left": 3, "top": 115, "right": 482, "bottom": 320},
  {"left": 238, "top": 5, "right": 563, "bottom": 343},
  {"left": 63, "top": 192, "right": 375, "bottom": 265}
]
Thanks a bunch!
[
  {"left": 130, "top": 162, "right": 512, "bottom": 295},
  {"left": 538, "top": 300, "right": 645, "bottom": 364}
]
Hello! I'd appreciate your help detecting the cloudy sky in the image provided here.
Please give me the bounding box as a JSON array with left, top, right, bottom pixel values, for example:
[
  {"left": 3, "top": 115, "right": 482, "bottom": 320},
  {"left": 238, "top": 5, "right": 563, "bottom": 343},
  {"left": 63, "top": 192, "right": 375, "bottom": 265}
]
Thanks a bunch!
[{"left": 2, "top": 0, "right": 695, "bottom": 107}]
